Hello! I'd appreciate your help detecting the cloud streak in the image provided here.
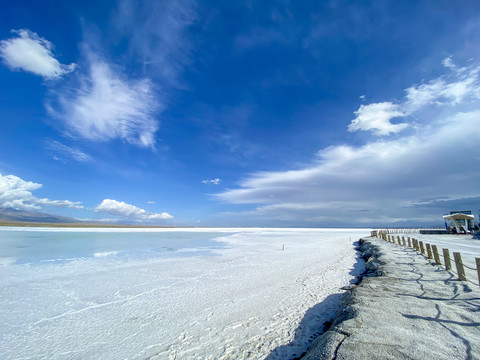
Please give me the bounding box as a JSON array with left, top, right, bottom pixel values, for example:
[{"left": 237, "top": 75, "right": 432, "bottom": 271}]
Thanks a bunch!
[
  {"left": 217, "top": 59, "right": 480, "bottom": 226},
  {"left": 0, "top": 173, "right": 83, "bottom": 210},
  {"left": 0, "top": 29, "right": 76, "bottom": 79},
  {"left": 46, "top": 140, "right": 92, "bottom": 163}
]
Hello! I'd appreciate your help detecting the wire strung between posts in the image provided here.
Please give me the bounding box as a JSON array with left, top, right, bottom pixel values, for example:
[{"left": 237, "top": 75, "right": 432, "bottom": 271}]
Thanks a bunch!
[
  {"left": 377, "top": 234, "right": 480, "bottom": 286},
  {"left": 436, "top": 251, "right": 478, "bottom": 271},
  {"left": 456, "top": 260, "right": 477, "bottom": 271},
  {"left": 418, "top": 251, "right": 478, "bottom": 285},
  {"left": 410, "top": 244, "right": 477, "bottom": 271}
]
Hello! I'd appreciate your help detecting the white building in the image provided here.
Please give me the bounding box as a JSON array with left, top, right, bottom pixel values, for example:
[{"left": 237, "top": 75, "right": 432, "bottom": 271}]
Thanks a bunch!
[{"left": 442, "top": 210, "right": 475, "bottom": 233}]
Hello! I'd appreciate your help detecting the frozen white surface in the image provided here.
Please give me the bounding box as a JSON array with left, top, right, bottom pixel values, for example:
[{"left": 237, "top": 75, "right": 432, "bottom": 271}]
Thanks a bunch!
[{"left": 0, "top": 228, "right": 368, "bottom": 359}]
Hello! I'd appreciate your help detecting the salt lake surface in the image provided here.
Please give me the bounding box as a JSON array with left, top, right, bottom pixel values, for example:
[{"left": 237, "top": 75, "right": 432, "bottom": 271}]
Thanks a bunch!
[{"left": 0, "top": 227, "right": 369, "bottom": 359}]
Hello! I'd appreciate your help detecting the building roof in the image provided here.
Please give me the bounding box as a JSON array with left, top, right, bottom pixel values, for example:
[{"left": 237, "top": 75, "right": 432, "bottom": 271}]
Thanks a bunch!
[{"left": 442, "top": 213, "right": 475, "bottom": 221}]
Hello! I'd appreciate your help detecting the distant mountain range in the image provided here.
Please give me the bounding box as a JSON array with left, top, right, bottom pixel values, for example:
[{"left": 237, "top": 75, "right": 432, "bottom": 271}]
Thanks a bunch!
[{"left": 0, "top": 208, "right": 81, "bottom": 223}]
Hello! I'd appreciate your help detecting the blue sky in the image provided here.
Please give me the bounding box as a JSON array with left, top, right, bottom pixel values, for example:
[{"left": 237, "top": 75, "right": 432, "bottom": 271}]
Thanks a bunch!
[{"left": 0, "top": 0, "right": 479, "bottom": 227}]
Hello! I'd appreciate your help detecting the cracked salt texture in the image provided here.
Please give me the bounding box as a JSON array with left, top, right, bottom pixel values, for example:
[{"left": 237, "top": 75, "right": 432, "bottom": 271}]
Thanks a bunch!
[{"left": 0, "top": 227, "right": 368, "bottom": 359}]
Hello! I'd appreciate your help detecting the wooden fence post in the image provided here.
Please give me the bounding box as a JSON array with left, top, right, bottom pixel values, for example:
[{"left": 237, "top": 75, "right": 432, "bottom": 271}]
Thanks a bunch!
[
  {"left": 453, "top": 252, "right": 467, "bottom": 281},
  {"left": 407, "top": 237, "right": 412, "bottom": 248},
  {"left": 419, "top": 241, "right": 425, "bottom": 255},
  {"left": 397, "top": 236, "right": 401, "bottom": 245},
  {"left": 443, "top": 248, "right": 451, "bottom": 270},
  {"left": 432, "top": 245, "right": 441, "bottom": 265},
  {"left": 476, "top": 258, "right": 480, "bottom": 288},
  {"left": 426, "top": 244, "right": 433, "bottom": 259},
  {"left": 402, "top": 236, "right": 406, "bottom": 246}
]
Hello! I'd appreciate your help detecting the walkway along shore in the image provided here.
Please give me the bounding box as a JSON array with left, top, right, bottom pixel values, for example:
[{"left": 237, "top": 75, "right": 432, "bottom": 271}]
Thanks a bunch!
[{"left": 302, "top": 237, "right": 480, "bottom": 360}]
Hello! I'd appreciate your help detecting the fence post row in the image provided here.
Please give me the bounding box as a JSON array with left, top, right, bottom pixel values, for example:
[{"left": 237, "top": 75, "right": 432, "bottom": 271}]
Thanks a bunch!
[{"left": 373, "top": 230, "right": 480, "bottom": 285}]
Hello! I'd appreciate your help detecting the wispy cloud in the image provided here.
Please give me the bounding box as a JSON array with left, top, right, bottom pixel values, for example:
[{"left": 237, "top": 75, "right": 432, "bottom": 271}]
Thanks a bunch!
[
  {"left": 202, "top": 178, "right": 221, "bottom": 185},
  {"left": 0, "top": 172, "right": 83, "bottom": 210},
  {"left": 113, "top": 0, "right": 196, "bottom": 86},
  {"left": 44, "top": 0, "right": 197, "bottom": 149},
  {"left": 0, "top": 29, "right": 76, "bottom": 79},
  {"left": 404, "top": 59, "right": 479, "bottom": 112},
  {"left": 217, "top": 59, "right": 480, "bottom": 226},
  {"left": 45, "top": 140, "right": 92, "bottom": 162},
  {"left": 48, "top": 58, "right": 161, "bottom": 148},
  {"left": 95, "top": 199, "right": 173, "bottom": 221},
  {"left": 349, "top": 57, "right": 480, "bottom": 136}
]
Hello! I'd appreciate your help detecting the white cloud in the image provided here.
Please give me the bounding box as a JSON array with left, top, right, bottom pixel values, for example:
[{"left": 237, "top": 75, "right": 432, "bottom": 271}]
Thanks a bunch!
[
  {"left": 95, "top": 199, "right": 173, "bottom": 220},
  {"left": 350, "top": 58, "right": 480, "bottom": 136},
  {"left": 46, "top": 140, "right": 92, "bottom": 162},
  {"left": 0, "top": 29, "right": 76, "bottom": 79},
  {"left": 41, "top": 0, "right": 194, "bottom": 149},
  {"left": 217, "top": 60, "right": 480, "bottom": 226},
  {"left": 0, "top": 173, "right": 83, "bottom": 210},
  {"left": 348, "top": 102, "right": 407, "bottom": 135},
  {"left": 202, "top": 178, "right": 221, "bottom": 185},
  {"left": 48, "top": 59, "right": 161, "bottom": 148}
]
